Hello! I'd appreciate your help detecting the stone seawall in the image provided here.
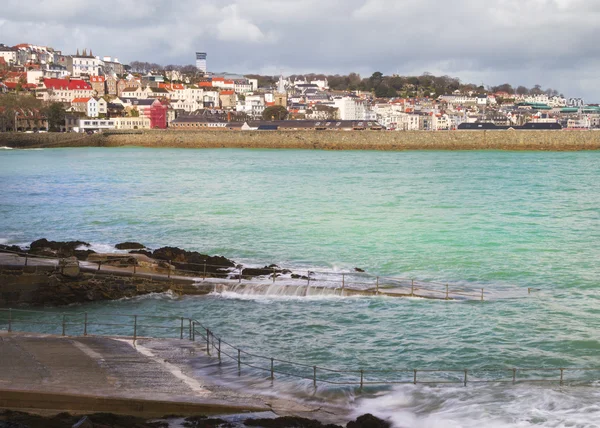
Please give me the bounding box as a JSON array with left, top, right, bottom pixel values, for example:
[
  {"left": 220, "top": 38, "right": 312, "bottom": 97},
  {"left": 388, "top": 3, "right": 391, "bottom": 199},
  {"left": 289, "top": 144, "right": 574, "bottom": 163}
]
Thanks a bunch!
[
  {"left": 0, "top": 264, "right": 211, "bottom": 306},
  {"left": 2, "top": 129, "right": 600, "bottom": 151}
]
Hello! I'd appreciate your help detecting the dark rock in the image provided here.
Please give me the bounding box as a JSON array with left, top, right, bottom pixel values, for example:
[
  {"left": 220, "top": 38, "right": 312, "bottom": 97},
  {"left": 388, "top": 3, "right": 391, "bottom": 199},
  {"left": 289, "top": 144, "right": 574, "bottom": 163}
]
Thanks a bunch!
[
  {"left": 244, "top": 416, "right": 342, "bottom": 428},
  {"left": 184, "top": 415, "right": 232, "bottom": 427},
  {"left": 29, "top": 238, "right": 91, "bottom": 258},
  {"left": 346, "top": 414, "right": 390, "bottom": 428},
  {"left": 0, "top": 244, "right": 23, "bottom": 254},
  {"left": 130, "top": 249, "right": 153, "bottom": 257},
  {"left": 73, "top": 249, "right": 96, "bottom": 261},
  {"left": 354, "top": 267, "right": 365, "bottom": 273},
  {"left": 242, "top": 266, "right": 277, "bottom": 277},
  {"left": 115, "top": 242, "right": 146, "bottom": 250},
  {"left": 291, "top": 274, "right": 310, "bottom": 280},
  {"left": 0, "top": 410, "right": 166, "bottom": 428},
  {"left": 152, "top": 247, "right": 235, "bottom": 277}
]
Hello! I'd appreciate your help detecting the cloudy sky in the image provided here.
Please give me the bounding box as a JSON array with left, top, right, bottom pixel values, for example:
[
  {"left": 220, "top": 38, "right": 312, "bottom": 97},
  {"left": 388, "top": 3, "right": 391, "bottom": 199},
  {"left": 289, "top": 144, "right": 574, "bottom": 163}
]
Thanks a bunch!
[{"left": 1, "top": 0, "right": 599, "bottom": 100}]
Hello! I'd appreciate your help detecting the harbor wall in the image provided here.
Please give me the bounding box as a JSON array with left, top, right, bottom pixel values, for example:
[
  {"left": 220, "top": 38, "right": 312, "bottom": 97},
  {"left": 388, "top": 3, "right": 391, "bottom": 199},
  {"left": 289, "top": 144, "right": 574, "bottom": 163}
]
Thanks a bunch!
[{"left": 2, "top": 130, "right": 600, "bottom": 151}]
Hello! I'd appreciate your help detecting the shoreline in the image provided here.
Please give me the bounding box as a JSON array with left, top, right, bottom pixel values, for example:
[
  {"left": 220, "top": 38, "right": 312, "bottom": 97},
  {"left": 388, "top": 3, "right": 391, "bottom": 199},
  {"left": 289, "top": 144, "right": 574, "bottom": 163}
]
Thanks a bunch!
[{"left": 1, "top": 129, "right": 600, "bottom": 151}]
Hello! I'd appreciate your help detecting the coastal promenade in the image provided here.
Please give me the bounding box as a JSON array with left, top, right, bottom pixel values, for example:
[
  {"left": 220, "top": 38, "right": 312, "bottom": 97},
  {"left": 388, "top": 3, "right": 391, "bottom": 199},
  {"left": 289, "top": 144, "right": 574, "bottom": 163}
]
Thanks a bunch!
[
  {"left": 2, "top": 129, "right": 600, "bottom": 151},
  {"left": 0, "top": 332, "right": 336, "bottom": 419}
]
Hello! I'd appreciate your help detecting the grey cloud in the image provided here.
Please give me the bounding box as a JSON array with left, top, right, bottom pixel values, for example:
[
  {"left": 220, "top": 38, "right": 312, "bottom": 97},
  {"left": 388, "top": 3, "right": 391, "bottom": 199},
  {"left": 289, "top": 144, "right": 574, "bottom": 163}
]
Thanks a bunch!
[{"left": 0, "top": 0, "right": 598, "bottom": 99}]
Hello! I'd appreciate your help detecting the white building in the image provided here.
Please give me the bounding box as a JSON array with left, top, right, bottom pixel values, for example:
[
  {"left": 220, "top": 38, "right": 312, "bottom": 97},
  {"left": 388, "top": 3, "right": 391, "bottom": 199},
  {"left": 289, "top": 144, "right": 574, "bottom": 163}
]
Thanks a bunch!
[
  {"left": 333, "top": 97, "right": 367, "bottom": 120},
  {"left": 69, "top": 53, "right": 103, "bottom": 77}
]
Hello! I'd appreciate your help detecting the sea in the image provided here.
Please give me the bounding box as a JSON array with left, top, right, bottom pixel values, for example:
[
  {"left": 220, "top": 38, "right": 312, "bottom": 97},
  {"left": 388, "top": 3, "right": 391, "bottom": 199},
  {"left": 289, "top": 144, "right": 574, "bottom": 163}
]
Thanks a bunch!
[{"left": 1, "top": 147, "right": 600, "bottom": 427}]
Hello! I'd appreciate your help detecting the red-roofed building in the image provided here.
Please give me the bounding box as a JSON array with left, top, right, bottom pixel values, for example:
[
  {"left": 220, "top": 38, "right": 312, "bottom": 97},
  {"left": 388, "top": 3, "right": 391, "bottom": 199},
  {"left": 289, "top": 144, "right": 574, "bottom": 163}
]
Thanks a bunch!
[
  {"left": 212, "top": 78, "right": 234, "bottom": 90},
  {"left": 70, "top": 96, "right": 106, "bottom": 117},
  {"left": 159, "top": 82, "right": 185, "bottom": 90},
  {"left": 89, "top": 75, "right": 106, "bottom": 96},
  {"left": 38, "top": 78, "right": 93, "bottom": 102}
]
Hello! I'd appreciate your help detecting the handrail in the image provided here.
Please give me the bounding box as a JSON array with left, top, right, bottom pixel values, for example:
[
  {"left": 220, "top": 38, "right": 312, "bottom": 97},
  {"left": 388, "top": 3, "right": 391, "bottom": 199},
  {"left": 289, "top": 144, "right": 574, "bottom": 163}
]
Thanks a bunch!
[
  {"left": 0, "top": 248, "right": 493, "bottom": 300},
  {"left": 1, "top": 307, "right": 599, "bottom": 388}
]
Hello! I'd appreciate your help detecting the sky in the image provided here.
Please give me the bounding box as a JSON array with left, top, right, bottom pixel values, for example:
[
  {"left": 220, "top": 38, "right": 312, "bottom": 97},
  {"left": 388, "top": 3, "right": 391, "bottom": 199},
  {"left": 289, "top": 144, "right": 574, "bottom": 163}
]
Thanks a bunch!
[{"left": 1, "top": 0, "right": 599, "bottom": 101}]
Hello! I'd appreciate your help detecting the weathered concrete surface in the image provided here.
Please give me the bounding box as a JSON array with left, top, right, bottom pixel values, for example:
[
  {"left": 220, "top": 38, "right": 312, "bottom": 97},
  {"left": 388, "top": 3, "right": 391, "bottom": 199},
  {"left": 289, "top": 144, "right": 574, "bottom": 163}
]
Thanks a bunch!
[
  {"left": 0, "top": 333, "right": 341, "bottom": 420},
  {"left": 2, "top": 129, "right": 600, "bottom": 151}
]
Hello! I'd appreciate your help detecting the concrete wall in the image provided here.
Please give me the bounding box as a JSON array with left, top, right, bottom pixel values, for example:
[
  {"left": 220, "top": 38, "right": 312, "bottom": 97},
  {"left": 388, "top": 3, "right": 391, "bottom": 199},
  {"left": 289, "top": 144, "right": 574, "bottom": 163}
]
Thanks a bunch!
[{"left": 2, "top": 129, "right": 600, "bottom": 151}]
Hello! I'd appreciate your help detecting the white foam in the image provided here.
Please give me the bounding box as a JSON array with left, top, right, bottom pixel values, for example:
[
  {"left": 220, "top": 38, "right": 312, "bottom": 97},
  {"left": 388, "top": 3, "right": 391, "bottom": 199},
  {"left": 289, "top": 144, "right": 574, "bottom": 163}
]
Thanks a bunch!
[
  {"left": 0, "top": 146, "right": 13, "bottom": 150},
  {"left": 353, "top": 384, "right": 600, "bottom": 428},
  {"left": 78, "top": 242, "right": 131, "bottom": 254}
]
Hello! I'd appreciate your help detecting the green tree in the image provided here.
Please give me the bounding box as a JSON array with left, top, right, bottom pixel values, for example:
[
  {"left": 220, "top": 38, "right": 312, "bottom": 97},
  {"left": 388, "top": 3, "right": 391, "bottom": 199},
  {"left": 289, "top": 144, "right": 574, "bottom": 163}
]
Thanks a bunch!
[
  {"left": 262, "top": 105, "right": 288, "bottom": 121},
  {"left": 45, "top": 102, "right": 66, "bottom": 132}
]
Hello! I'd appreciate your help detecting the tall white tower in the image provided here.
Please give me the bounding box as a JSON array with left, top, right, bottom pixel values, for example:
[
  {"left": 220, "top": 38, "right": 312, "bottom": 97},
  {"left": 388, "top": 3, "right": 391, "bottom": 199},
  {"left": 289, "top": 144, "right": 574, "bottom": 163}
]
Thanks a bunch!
[{"left": 195, "top": 52, "right": 207, "bottom": 73}]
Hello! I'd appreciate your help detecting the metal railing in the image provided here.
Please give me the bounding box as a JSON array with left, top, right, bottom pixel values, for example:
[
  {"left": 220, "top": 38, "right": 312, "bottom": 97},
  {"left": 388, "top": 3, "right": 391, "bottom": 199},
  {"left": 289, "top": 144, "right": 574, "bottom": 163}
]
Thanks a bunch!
[
  {"left": 1, "top": 308, "right": 594, "bottom": 389},
  {"left": 0, "top": 248, "right": 501, "bottom": 301}
]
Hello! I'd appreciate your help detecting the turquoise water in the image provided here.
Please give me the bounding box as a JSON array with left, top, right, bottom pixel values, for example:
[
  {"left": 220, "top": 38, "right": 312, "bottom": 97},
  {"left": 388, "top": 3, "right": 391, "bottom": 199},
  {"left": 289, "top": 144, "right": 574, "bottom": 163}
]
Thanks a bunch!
[{"left": 1, "top": 147, "right": 600, "bottom": 426}]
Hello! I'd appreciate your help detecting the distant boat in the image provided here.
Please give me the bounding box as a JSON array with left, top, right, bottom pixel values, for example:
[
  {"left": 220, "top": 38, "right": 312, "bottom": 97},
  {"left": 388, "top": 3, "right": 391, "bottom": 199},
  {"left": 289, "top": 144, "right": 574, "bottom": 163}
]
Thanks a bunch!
[{"left": 457, "top": 122, "right": 562, "bottom": 130}]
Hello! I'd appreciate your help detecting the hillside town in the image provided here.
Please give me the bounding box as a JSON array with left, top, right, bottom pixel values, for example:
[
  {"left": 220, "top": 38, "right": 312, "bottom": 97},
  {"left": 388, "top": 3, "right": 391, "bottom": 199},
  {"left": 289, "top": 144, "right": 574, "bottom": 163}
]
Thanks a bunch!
[{"left": 1, "top": 42, "right": 599, "bottom": 133}]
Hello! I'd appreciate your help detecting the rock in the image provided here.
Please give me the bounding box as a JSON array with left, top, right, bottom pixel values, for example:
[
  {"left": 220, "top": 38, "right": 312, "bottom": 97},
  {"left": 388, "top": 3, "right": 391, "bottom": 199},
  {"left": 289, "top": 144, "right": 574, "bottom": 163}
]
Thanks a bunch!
[
  {"left": 152, "top": 247, "right": 235, "bottom": 276},
  {"left": 73, "top": 249, "right": 96, "bottom": 261},
  {"left": 29, "top": 238, "right": 90, "bottom": 258},
  {"left": 291, "top": 274, "right": 310, "bottom": 280},
  {"left": 184, "top": 415, "right": 232, "bottom": 427},
  {"left": 0, "top": 244, "right": 23, "bottom": 254},
  {"left": 87, "top": 253, "right": 138, "bottom": 267},
  {"left": 59, "top": 257, "right": 80, "bottom": 278},
  {"left": 346, "top": 414, "right": 390, "bottom": 428},
  {"left": 244, "top": 416, "right": 342, "bottom": 428},
  {"left": 130, "top": 249, "right": 153, "bottom": 257},
  {"left": 354, "top": 267, "right": 365, "bottom": 273},
  {"left": 115, "top": 242, "right": 146, "bottom": 250}
]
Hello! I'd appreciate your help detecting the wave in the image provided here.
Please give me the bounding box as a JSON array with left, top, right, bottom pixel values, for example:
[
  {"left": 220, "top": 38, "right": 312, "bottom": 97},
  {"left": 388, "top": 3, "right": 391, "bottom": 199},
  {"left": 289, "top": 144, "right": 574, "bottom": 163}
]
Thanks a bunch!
[
  {"left": 0, "top": 146, "right": 14, "bottom": 150},
  {"left": 353, "top": 383, "right": 600, "bottom": 428}
]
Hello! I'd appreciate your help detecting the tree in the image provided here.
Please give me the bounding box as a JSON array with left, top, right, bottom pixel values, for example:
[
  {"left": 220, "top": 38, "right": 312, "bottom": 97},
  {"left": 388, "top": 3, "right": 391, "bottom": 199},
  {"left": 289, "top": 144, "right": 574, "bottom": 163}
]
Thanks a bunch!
[
  {"left": 516, "top": 85, "right": 529, "bottom": 95},
  {"left": 45, "top": 102, "right": 66, "bottom": 132},
  {"left": 262, "top": 105, "right": 288, "bottom": 121}
]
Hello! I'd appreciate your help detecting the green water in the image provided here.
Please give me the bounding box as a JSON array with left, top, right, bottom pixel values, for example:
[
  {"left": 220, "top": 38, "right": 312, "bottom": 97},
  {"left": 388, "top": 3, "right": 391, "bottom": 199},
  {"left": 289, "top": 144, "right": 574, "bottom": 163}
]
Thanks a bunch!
[{"left": 1, "top": 147, "right": 600, "bottom": 426}]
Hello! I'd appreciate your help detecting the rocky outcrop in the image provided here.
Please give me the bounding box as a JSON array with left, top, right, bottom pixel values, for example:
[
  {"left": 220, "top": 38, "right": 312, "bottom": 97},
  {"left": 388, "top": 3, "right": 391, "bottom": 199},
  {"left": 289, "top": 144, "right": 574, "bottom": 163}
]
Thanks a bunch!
[
  {"left": 29, "top": 238, "right": 94, "bottom": 260},
  {"left": 244, "top": 416, "right": 341, "bottom": 428},
  {"left": 347, "top": 414, "right": 391, "bottom": 428},
  {"left": 115, "top": 242, "right": 146, "bottom": 250},
  {"left": 241, "top": 265, "right": 291, "bottom": 278},
  {"left": 152, "top": 247, "right": 235, "bottom": 277}
]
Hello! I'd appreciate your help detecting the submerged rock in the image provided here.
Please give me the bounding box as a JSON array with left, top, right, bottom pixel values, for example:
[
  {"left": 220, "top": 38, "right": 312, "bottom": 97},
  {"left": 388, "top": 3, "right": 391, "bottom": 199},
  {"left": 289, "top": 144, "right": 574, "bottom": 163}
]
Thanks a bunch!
[
  {"left": 115, "top": 241, "right": 146, "bottom": 250},
  {"left": 183, "top": 415, "right": 232, "bottom": 427}
]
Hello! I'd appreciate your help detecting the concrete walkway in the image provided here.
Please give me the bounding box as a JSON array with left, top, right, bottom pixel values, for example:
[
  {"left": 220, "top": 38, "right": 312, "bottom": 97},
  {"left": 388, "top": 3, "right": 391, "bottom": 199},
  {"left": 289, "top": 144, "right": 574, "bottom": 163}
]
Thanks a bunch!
[{"left": 0, "top": 333, "right": 342, "bottom": 420}]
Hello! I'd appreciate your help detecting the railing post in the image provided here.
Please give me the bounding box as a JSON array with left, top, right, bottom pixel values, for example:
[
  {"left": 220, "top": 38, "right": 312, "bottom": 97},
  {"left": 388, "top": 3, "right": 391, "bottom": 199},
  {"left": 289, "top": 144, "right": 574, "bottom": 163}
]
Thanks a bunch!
[
  {"left": 192, "top": 322, "right": 196, "bottom": 341},
  {"left": 272, "top": 268, "right": 276, "bottom": 284},
  {"left": 218, "top": 338, "right": 221, "bottom": 363},
  {"left": 528, "top": 288, "right": 531, "bottom": 295},
  {"left": 307, "top": 272, "right": 310, "bottom": 287},
  {"left": 560, "top": 368, "right": 564, "bottom": 386},
  {"left": 360, "top": 369, "right": 364, "bottom": 391},
  {"left": 62, "top": 313, "right": 66, "bottom": 336},
  {"left": 313, "top": 366, "right": 317, "bottom": 388},
  {"left": 203, "top": 263, "right": 206, "bottom": 281},
  {"left": 271, "top": 358, "right": 274, "bottom": 380},
  {"left": 238, "top": 349, "right": 241, "bottom": 373},
  {"left": 342, "top": 274, "right": 345, "bottom": 296},
  {"left": 84, "top": 312, "right": 88, "bottom": 336},
  {"left": 376, "top": 277, "right": 379, "bottom": 294},
  {"left": 464, "top": 369, "right": 468, "bottom": 386},
  {"left": 239, "top": 267, "right": 242, "bottom": 283},
  {"left": 180, "top": 317, "right": 184, "bottom": 339},
  {"left": 512, "top": 368, "right": 516, "bottom": 384},
  {"left": 168, "top": 260, "right": 171, "bottom": 279},
  {"left": 24, "top": 255, "right": 28, "bottom": 266},
  {"left": 189, "top": 319, "right": 192, "bottom": 340},
  {"left": 481, "top": 288, "right": 484, "bottom": 302},
  {"left": 411, "top": 279, "right": 414, "bottom": 296},
  {"left": 8, "top": 308, "right": 12, "bottom": 333},
  {"left": 206, "top": 328, "right": 210, "bottom": 354},
  {"left": 445, "top": 284, "right": 449, "bottom": 300},
  {"left": 413, "top": 369, "right": 417, "bottom": 385},
  {"left": 97, "top": 260, "right": 102, "bottom": 271},
  {"left": 133, "top": 315, "right": 137, "bottom": 341}
]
